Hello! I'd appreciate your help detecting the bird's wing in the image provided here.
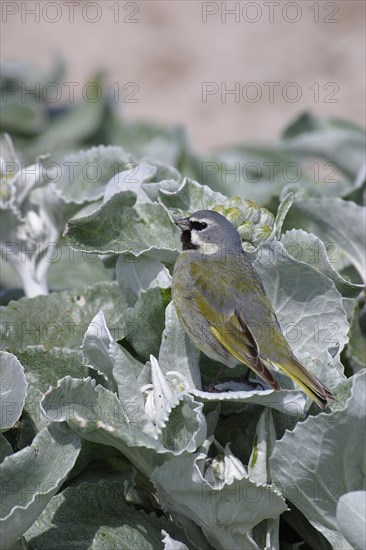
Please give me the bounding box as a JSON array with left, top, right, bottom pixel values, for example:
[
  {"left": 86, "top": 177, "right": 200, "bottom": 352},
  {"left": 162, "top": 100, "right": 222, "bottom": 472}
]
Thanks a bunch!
[
  {"left": 213, "top": 313, "right": 280, "bottom": 390},
  {"left": 191, "top": 258, "right": 288, "bottom": 358},
  {"left": 196, "top": 292, "right": 280, "bottom": 390}
]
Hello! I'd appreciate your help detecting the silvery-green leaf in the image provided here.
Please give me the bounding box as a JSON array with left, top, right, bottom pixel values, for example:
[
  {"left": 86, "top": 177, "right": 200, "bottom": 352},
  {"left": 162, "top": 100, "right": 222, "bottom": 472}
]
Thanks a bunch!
[
  {"left": 165, "top": 513, "right": 212, "bottom": 550},
  {"left": 281, "top": 113, "right": 366, "bottom": 179},
  {"left": 142, "top": 159, "right": 180, "bottom": 184},
  {"left": 290, "top": 198, "right": 366, "bottom": 282},
  {"left": 16, "top": 346, "right": 86, "bottom": 394},
  {"left": 281, "top": 229, "right": 364, "bottom": 298},
  {"left": 152, "top": 441, "right": 287, "bottom": 550},
  {"left": 336, "top": 491, "right": 366, "bottom": 550},
  {"left": 279, "top": 177, "right": 356, "bottom": 203},
  {"left": 205, "top": 440, "right": 248, "bottom": 484},
  {"left": 342, "top": 161, "right": 366, "bottom": 204},
  {"left": 0, "top": 423, "right": 81, "bottom": 550},
  {"left": 158, "top": 177, "right": 227, "bottom": 215},
  {"left": 248, "top": 408, "right": 276, "bottom": 485},
  {"left": 0, "top": 352, "right": 27, "bottom": 431},
  {"left": 66, "top": 439, "right": 124, "bottom": 485},
  {"left": 0, "top": 281, "right": 127, "bottom": 351},
  {"left": 204, "top": 404, "right": 221, "bottom": 440},
  {"left": 5, "top": 160, "right": 47, "bottom": 214},
  {"left": 123, "top": 288, "right": 167, "bottom": 361},
  {"left": 201, "top": 147, "right": 291, "bottom": 205},
  {"left": 150, "top": 355, "right": 206, "bottom": 453},
  {"left": 252, "top": 242, "right": 349, "bottom": 389},
  {"left": 216, "top": 406, "right": 276, "bottom": 475},
  {"left": 16, "top": 386, "right": 49, "bottom": 450},
  {"left": 270, "top": 370, "right": 366, "bottom": 549},
  {"left": 110, "top": 119, "right": 186, "bottom": 167},
  {"left": 104, "top": 162, "right": 157, "bottom": 203},
  {"left": 25, "top": 480, "right": 191, "bottom": 550},
  {"left": 0, "top": 433, "right": 13, "bottom": 463},
  {"left": 282, "top": 112, "right": 364, "bottom": 139},
  {"left": 15, "top": 345, "right": 93, "bottom": 447},
  {"left": 41, "top": 376, "right": 171, "bottom": 477},
  {"left": 190, "top": 387, "right": 306, "bottom": 417},
  {"left": 116, "top": 254, "right": 172, "bottom": 306},
  {"left": 142, "top": 180, "right": 181, "bottom": 202},
  {"left": 55, "top": 145, "right": 133, "bottom": 204},
  {"left": 1, "top": 57, "right": 65, "bottom": 101},
  {"left": 346, "top": 303, "right": 366, "bottom": 373},
  {"left": 41, "top": 376, "right": 131, "bottom": 429},
  {"left": 160, "top": 393, "right": 207, "bottom": 455},
  {"left": 354, "top": 162, "right": 366, "bottom": 188},
  {"left": 29, "top": 76, "right": 108, "bottom": 158},
  {"left": 3, "top": 178, "right": 82, "bottom": 298},
  {"left": 274, "top": 192, "right": 294, "bottom": 239},
  {"left": 109, "top": 342, "right": 155, "bottom": 436},
  {"left": 66, "top": 453, "right": 134, "bottom": 488},
  {"left": 48, "top": 247, "right": 114, "bottom": 291},
  {"left": 0, "top": 136, "right": 20, "bottom": 208},
  {"left": 162, "top": 531, "right": 189, "bottom": 550},
  {"left": 0, "top": 205, "right": 21, "bottom": 248},
  {"left": 0, "top": 170, "right": 59, "bottom": 298},
  {"left": 0, "top": 133, "right": 20, "bottom": 164},
  {"left": 150, "top": 356, "right": 179, "bottom": 434},
  {"left": 64, "top": 191, "right": 180, "bottom": 261},
  {"left": 278, "top": 169, "right": 362, "bottom": 203},
  {"left": 158, "top": 302, "right": 201, "bottom": 390},
  {"left": 137, "top": 361, "right": 152, "bottom": 388},
  {"left": 251, "top": 518, "right": 280, "bottom": 550},
  {"left": 134, "top": 159, "right": 181, "bottom": 202},
  {"left": 1, "top": 99, "right": 47, "bottom": 136},
  {"left": 81, "top": 311, "right": 116, "bottom": 389},
  {"left": 298, "top": 351, "right": 346, "bottom": 405}
]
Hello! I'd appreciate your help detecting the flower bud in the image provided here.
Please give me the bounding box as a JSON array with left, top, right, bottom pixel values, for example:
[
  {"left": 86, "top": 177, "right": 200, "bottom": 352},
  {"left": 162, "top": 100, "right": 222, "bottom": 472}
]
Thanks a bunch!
[{"left": 237, "top": 220, "right": 254, "bottom": 241}]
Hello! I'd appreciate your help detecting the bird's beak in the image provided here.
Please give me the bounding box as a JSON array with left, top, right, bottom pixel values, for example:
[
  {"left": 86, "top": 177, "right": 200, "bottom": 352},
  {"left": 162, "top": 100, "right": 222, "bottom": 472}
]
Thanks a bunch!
[{"left": 174, "top": 217, "right": 190, "bottom": 230}]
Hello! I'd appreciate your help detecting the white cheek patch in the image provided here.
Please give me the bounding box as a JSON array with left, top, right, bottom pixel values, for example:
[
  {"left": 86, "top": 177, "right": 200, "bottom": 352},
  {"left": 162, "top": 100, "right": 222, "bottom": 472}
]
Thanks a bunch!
[
  {"left": 190, "top": 230, "right": 200, "bottom": 247},
  {"left": 202, "top": 243, "right": 219, "bottom": 255},
  {"left": 190, "top": 231, "right": 219, "bottom": 255}
]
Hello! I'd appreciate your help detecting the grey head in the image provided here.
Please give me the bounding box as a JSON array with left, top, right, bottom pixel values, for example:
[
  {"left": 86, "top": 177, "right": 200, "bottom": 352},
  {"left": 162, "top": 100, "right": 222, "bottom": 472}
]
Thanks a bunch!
[{"left": 174, "top": 210, "right": 243, "bottom": 254}]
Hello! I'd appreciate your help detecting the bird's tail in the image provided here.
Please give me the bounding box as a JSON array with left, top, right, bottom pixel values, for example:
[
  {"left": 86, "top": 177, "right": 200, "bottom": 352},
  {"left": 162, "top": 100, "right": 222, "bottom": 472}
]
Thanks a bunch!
[{"left": 272, "top": 356, "right": 336, "bottom": 409}]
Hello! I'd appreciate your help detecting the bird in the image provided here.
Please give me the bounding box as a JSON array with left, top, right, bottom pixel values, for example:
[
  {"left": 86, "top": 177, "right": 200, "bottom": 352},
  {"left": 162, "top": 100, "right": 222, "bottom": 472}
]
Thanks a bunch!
[{"left": 172, "top": 209, "right": 335, "bottom": 409}]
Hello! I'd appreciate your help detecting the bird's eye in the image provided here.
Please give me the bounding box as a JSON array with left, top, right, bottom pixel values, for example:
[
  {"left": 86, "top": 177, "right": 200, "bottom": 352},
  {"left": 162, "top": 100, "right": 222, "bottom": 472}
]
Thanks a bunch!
[{"left": 190, "top": 221, "right": 208, "bottom": 231}]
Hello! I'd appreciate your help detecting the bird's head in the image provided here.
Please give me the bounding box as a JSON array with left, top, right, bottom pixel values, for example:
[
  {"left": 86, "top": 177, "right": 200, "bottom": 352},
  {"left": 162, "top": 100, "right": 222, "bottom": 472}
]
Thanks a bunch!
[{"left": 174, "top": 210, "right": 242, "bottom": 254}]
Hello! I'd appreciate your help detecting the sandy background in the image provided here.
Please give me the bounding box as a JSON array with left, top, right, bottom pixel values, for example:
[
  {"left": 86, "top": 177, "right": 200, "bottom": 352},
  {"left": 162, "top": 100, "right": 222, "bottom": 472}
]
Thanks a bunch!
[{"left": 2, "top": 0, "right": 365, "bottom": 153}]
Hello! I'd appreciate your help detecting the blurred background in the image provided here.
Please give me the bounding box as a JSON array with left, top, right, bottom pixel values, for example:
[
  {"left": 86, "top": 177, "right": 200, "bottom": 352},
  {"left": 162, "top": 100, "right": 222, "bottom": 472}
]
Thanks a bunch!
[
  {"left": 2, "top": 0, "right": 365, "bottom": 152},
  {"left": 1, "top": 0, "right": 365, "bottom": 299}
]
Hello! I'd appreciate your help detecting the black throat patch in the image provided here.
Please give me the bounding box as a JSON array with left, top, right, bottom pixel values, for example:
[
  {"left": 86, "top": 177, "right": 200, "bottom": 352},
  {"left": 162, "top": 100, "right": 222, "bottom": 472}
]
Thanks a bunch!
[{"left": 181, "top": 230, "right": 198, "bottom": 250}]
